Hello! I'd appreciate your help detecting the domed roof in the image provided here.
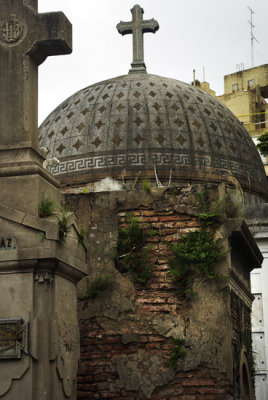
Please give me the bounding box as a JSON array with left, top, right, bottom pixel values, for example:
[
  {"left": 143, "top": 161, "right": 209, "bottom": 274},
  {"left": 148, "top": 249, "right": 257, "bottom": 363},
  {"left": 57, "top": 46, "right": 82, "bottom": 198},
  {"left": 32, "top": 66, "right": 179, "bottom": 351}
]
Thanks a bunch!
[{"left": 39, "top": 73, "right": 268, "bottom": 198}]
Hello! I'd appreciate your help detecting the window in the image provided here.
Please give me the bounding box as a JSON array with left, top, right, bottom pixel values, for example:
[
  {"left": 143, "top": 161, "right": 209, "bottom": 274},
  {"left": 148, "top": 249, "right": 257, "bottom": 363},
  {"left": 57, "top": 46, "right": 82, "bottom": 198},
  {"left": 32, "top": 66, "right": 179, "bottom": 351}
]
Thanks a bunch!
[
  {"left": 248, "top": 79, "right": 254, "bottom": 89},
  {"left": 232, "top": 83, "right": 238, "bottom": 92}
]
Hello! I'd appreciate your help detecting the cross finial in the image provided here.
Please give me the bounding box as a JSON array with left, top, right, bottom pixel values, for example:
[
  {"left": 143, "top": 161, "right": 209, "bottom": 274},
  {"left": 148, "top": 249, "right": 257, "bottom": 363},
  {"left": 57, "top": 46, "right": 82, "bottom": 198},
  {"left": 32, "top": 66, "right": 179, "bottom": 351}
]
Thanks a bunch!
[
  {"left": 0, "top": 1, "right": 72, "bottom": 150},
  {"left": 117, "top": 5, "right": 159, "bottom": 74}
]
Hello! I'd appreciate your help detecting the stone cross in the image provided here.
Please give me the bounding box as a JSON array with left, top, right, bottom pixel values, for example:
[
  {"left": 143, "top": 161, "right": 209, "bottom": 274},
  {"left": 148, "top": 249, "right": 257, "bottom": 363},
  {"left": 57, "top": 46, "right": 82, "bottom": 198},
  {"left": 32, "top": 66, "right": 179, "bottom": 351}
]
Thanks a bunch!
[
  {"left": 117, "top": 4, "right": 159, "bottom": 74},
  {"left": 0, "top": 0, "right": 72, "bottom": 150}
]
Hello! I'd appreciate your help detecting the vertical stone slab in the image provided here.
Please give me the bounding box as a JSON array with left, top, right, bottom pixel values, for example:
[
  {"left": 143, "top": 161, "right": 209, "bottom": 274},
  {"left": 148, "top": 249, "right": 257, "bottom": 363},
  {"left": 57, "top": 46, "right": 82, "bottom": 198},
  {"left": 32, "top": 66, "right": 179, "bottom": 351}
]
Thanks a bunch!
[
  {"left": 0, "top": 216, "right": 87, "bottom": 399},
  {"left": 0, "top": 1, "right": 87, "bottom": 399},
  {"left": 0, "top": 0, "right": 71, "bottom": 149}
]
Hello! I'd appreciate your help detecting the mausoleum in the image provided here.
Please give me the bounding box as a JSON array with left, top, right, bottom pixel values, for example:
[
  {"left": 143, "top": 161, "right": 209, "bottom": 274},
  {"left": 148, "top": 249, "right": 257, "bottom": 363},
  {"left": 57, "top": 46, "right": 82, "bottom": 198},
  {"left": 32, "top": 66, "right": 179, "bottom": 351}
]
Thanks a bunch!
[{"left": 38, "top": 5, "right": 268, "bottom": 400}]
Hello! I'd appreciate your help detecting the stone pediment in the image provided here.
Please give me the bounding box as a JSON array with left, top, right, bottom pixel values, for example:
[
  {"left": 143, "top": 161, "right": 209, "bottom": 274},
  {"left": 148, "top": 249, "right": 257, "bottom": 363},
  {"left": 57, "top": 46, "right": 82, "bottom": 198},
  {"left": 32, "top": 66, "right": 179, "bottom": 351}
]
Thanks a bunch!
[{"left": 0, "top": 204, "right": 87, "bottom": 281}]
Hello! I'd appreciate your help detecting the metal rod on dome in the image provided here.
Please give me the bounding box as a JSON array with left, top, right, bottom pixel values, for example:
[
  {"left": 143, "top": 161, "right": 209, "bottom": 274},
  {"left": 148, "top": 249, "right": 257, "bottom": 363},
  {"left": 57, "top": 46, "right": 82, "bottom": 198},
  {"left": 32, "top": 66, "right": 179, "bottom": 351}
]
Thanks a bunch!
[{"left": 193, "top": 70, "right": 196, "bottom": 86}]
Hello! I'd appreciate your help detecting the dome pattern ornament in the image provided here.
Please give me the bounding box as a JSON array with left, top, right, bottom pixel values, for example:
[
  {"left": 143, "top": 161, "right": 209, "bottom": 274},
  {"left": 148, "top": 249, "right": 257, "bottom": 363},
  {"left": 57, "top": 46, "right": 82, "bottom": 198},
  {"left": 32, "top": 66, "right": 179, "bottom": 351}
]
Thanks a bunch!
[{"left": 39, "top": 73, "right": 267, "bottom": 198}]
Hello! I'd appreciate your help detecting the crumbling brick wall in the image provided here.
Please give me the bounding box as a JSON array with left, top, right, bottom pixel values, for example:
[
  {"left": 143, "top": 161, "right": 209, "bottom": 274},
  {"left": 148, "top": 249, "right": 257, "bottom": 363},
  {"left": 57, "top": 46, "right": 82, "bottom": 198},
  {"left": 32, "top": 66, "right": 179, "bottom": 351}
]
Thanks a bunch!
[{"left": 64, "top": 184, "right": 255, "bottom": 400}]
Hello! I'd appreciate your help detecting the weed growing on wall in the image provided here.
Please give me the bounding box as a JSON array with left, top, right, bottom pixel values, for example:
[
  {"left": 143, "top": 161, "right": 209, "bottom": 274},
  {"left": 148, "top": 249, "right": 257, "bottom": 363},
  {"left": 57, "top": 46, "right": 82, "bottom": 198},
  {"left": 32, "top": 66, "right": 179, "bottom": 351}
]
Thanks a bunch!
[
  {"left": 169, "top": 229, "right": 225, "bottom": 298},
  {"left": 79, "top": 275, "right": 112, "bottom": 300},
  {"left": 78, "top": 224, "right": 87, "bottom": 246},
  {"left": 168, "top": 190, "right": 228, "bottom": 299},
  {"left": 167, "top": 338, "right": 187, "bottom": 369},
  {"left": 57, "top": 205, "right": 70, "bottom": 242},
  {"left": 115, "top": 213, "right": 155, "bottom": 285},
  {"left": 141, "top": 179, "right": 151, "bottom": 192},
  {"left": 38, "top": 199, "right": 73, "bottom": 244},
  {"left": 256, "top": 132, "right": 268, "bottom": 156},
  {"left": 38, "top": 197, "right": 55, "bottom": 218}
]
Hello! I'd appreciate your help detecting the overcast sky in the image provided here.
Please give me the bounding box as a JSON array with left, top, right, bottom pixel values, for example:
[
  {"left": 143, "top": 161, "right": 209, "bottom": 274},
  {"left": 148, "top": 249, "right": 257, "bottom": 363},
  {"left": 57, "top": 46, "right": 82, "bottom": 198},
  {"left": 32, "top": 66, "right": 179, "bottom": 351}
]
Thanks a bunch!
[{"left": 38, "top": 0, "right": 268, "bottom": 124}]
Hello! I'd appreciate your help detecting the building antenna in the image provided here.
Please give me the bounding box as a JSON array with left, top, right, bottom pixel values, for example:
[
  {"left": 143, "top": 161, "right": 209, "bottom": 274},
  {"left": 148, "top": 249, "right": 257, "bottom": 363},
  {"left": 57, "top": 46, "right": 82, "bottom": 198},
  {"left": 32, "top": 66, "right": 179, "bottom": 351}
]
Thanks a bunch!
[{"left": 248, "top": 6, "right": 259, "bottom": 67}]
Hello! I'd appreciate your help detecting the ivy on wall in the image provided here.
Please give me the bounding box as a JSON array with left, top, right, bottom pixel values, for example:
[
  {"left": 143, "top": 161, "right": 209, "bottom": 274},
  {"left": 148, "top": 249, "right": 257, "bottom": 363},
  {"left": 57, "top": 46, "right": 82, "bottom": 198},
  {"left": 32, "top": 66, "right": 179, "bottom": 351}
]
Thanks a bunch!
[{"left": 115, "top": 213, "right": 156, "bottom": 285}]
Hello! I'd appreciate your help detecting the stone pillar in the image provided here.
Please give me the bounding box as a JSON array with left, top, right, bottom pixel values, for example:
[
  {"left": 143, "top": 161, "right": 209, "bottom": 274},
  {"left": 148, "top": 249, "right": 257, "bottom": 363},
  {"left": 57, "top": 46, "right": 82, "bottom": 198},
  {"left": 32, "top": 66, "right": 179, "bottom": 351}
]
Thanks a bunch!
[
  {"left": 0, "top": 1, "right": 87, "bottom": 398},
  {"left": 0, "top": 206, "right": 87, "bottom": 399}
]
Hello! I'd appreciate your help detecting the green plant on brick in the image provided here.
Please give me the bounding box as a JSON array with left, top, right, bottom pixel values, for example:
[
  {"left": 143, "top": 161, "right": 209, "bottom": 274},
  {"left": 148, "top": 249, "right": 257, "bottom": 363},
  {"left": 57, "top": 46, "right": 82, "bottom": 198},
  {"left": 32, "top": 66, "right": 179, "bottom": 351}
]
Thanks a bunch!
[
  {"left": 167, "top": 338, "right": 187, "bottom": 369},
  {"left": 141, "top": 179, "right": 151, "bottom": 192},
  {"left": 168, "top": 190, "right": 228, "bottom": 299},
  {"left": 78, "top": 224, "right": 87, "bottom": 246},
  {"left": 57, "top": 205, "right": 70, "bottom": 243},
  {"left": 38, "top": 197, "right": 55, "bottom": 218},
  {"left": 79, "top": 275, "right": 112, "bottom": 300},
  {"left": 168, "top": 229, "right": 225, "bottom": 298},
  {"left": 115, "top": 213, "right": 154, "bottom": 285},
  {"left": 256, "top": 132, "right": 268, "bottom": 156}
]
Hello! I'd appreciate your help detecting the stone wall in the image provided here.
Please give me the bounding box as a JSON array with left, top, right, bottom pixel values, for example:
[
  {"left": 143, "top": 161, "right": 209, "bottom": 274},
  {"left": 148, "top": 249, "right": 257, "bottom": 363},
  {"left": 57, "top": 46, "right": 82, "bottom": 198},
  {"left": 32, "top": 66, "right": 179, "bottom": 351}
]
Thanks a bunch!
[{"left": 64, "top": 184, "right": 257, "bottom": 400}]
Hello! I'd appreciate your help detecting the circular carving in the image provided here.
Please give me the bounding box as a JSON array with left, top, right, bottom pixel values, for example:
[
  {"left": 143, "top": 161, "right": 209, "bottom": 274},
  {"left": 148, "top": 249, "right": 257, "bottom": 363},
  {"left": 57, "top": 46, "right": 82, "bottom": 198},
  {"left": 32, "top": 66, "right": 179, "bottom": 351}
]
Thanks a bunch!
[{"left": 0, "top": 15, "right": 26, "bottom": 47}]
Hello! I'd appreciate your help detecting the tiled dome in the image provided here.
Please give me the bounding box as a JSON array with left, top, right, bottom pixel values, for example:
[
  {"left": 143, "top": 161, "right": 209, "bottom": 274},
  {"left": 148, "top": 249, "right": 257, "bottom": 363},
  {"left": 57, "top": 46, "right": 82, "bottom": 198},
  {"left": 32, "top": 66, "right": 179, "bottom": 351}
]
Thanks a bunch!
[{"left": 39, "top": 73, "right": 267, "bottom": 197}]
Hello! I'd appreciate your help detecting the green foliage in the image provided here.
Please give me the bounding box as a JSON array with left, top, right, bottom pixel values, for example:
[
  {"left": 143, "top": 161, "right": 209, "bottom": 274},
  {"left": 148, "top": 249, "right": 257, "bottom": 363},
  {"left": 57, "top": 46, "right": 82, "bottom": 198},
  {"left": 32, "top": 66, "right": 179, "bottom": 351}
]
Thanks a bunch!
[
  {"left": 256, "top": 132, "right": 268, "bottom": 156},
  {"left": 167, "top": 338, "right": 187, "bottom": 369},
  {"left": 78, "top": 224, "right": 87, "bottom": 246},
  {"left": 115, "top": 213, "right": 154, "bottom": 285},
  {"left": 169, "top": 229, "right": 225, "bottom": 298},
  {"left": 195, "top": 190, "right": 230, "bottom": 226},
  {"left": 38, "top": 198, "right": 55, "bottom": 218},
  {"left": 168, "top": 190, "right": 228, "bottom": 299},
  {"left": 79, "top": 275, "right": 112, "bottom": 300},
  {"left": 57, "top": 205, "right": 69, "bottom": 242},
  {"left": 141, "top": 179, "right": 151, "bottom": 192}
]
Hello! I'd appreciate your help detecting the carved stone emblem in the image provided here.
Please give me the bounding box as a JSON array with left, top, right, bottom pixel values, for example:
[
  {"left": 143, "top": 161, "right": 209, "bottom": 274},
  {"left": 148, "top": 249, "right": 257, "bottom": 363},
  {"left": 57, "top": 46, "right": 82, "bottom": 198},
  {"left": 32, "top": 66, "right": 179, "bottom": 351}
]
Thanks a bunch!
[
  {"left": 0, "top": 15, "right": 26, "bottom": 46},
  {"left": 0, "top": 236, "right": 16, "bottom": 250},
  {"left": 0, "top": 319, "right": 28, "bottom": 359}
]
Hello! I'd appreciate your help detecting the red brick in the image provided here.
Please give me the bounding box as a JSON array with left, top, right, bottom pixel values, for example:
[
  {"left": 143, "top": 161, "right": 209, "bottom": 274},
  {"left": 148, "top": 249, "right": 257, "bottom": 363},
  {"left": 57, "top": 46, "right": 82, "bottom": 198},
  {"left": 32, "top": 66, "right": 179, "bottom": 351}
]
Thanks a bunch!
[
  {"left": 147, "top": 335, "right": 166, "bottom": 341},
  {"left": 159, "top": 216, "right": 181, "bottom": 221},
  {"left": 97, "top": 344, "right": 113, "bottom": 351},
  {"left": 143, "top": 216, "right": 159, "bottom": 222},
  {"left": 136, "top": 297, "right": 166, "bottom": 304},
  {"left": 142, "top": 305, "right": 176, "bottom": 312},
  {"left": 145, "top": 343, "right": 161, "bottom": 350},
  {"left": 140, "top": 210, "right": 156, "bottom": 216},
  {"left": 138, "top": 335, "right": 148, "bottom": 342},
  {"left": 182, "top": 380, "right": 214, "bottom": 387},
  {"left": 94, "top": 374, "right": 111, "bottom": 382},
  {"left": 101, "top": 336, "right": 121, "bottom": 344},
  {"left": 83, "top": 360, "right": 110, "bottom": 367},
  {"left": 157, "top": 210, "right": 175, "bottom": 215},
  {"left": 100, "top": 392, "right": 118, "bottom": 398},
  {"left": 197, "top": 388, "right": 225, "bottom": 394},
  {"left": 77, "top": 391, "right": 97, "bottom": 399},
  {"left": 196, "top": 396, "right": 214, "bottom": 400},
  {"left": 84, "top": 375, "right": 95, "bottom": 382}
]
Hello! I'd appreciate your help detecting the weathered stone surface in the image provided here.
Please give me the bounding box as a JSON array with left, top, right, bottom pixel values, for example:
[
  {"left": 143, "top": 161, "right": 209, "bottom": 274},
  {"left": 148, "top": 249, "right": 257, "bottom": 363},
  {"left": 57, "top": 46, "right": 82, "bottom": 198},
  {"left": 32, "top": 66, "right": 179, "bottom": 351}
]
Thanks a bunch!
[
  {"left": 112, "top": 350, "right": 175, "bottom": 399},
  {"left": 0, "top": 209, "right": 87, "bottom": 398},
  {"left": 153, "top": 315, "right": 185, "bottom": 338}
]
